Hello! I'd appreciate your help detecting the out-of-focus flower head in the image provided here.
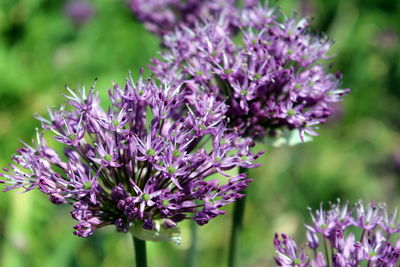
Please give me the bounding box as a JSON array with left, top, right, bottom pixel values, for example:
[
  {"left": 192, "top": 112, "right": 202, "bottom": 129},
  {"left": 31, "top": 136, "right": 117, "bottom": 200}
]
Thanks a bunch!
[
  {"left": 0, "top": 71, "right": 262, "bottom": 241},
  {"left": 375, "top": 29, "right": 399, "bottom": 52},
  {"left": 65, "top": 0, "right": 94, "bottom": 26},
  {"left": 129, "top": 0, "right": 258, "bottom": 35},
  {"left": 393, "top": 151, "right": 400, "bottom": 172},
  {"left": 299, "top": 0, "right": 317, "bottom": 18},
  {"left": 274, "top": 200, "right": 400, "bottom": 266},
  {"left": 150, "top": 3, "right": 349, "bottom": 141}
]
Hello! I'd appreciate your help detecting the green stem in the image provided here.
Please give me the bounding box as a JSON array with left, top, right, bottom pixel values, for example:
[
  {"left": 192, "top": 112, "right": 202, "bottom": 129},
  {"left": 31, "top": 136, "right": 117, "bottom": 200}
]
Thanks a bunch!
[
  {"left": 227, "top": 167, "right": 247, "bottom": 267},
  {"left": 323, "top": 237, "right": 330, "bottom": 267},
  {"left": 133, "top": 236, "right": 147, "bottom": 267},
  {"left": 187, "top": 220, "right": 198, "bottom": 267}
]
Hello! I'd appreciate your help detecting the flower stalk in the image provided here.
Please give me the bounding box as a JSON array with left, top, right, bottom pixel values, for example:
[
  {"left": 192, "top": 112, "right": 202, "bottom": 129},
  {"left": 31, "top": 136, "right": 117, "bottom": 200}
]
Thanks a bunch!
[
  {"left": 187, "top": 220, "right": 198, "bottom": 267},
  {"left": 322, "top": 236, "right": 330, "bottom": 267},
  {"left": 133, "top": 236, "right": 147, "bottom": 267},
  {"left": 228, "top": 166, "right": 247, "bottom": 267}
]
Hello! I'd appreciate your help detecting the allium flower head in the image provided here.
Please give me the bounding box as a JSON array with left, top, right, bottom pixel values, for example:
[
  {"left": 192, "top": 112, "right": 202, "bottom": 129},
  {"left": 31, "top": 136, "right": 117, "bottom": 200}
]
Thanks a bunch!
[
  {"left": 274, "top": 200, "right": 400, "bottom": 266},
  {"left": 65, "top": 0, "right": 94, "bottom": 26},
  {"left": 151, "top": 3, "right": 349, "bottom": 141},
  {"left": 0, "top": 72, "right": 262, "bottom": 241},
  {"left": 129, "top": 0, "right": 257, "bottom": 35}
]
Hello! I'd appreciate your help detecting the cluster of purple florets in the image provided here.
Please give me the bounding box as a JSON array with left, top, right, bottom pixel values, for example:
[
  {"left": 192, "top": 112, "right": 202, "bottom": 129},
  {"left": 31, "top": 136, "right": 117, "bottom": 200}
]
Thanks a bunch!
[
  {"left": 65, "top": 0, "right": 94, "bottom": 26},
  {"left": 148, "top": 4, "right": 349, "bottom": 140},
  {"left": 0, "top": 73, "right": 261, "bottom": 237},
  {"left": 274, "top": 200, "right": 400, "bottom": 266},
  {"left": 129, "top": 0, "right": 260, "bottom": 35}
]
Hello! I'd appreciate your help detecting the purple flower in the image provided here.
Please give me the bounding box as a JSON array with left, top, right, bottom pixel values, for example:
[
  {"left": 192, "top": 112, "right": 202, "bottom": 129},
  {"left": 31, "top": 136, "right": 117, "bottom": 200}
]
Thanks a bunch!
[
  {"left": 394, "top": 152, "right": 400, "bottom": 171},
  {"left": 274, "top": 200, "right": 400, "bottom": 266},
  {"left": 380, "top": 206, "right": 400, "bottom": 235},
  {"left": 65, "top": 0, "right": 94, "bottom": 26},
  {"left": 306, "top": 230, "right": 319, "bottom": 250},
  {"left": 149, "top": 3, "right": 349, "bottom": 141},
  {"left": 305, "top": 200, "right": 353, "bottom": 239},
  {"left": 274, "top": 233, "right": 309, "bottom": 267},
  {"left": 354, "top": 200, "right": 383, "bottom": 231},
  {"left": 129, "top": 0, "right": 247, "bottom": 35},
  {"left": 0, "top": 72, "right": 262, "bottom": 240}
]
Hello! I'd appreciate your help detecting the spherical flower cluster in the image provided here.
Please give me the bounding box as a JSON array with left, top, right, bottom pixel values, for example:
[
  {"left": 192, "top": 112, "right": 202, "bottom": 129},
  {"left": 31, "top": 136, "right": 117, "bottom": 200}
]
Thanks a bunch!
[
  {"left": 274, "top": 200, "right": 400, "bottom": 266},
  {"left": 129, "top": 0, "right": 258, "bottom": 35},
  {"left": 150, "top": 4, "right": 349, "bottom": 140},
  {"left": 0, "top": 72, "right": 262, "bottom": 240},
  {"left": 65, "top": 0, "right": 94, "bottom": 26}
]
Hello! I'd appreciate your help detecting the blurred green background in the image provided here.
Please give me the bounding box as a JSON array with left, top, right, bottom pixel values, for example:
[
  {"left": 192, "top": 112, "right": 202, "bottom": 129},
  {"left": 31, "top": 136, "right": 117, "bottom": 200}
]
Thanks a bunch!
[{"left": 0, "top": 0, "right": 399, "bottom": 266}]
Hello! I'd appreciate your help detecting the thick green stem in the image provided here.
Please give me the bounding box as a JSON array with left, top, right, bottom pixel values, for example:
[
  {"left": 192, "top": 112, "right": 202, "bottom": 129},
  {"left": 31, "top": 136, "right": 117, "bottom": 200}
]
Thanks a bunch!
[
  {"left": 133, "top": 236, "right": 147, "bottom": 267},
  {"left": 227, "top": 167, "right": 247, "bottom": 267},
  {"left": 187, "top": 220, "right": 198, "bottom": 267}
]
